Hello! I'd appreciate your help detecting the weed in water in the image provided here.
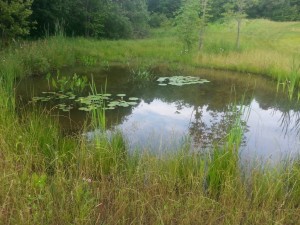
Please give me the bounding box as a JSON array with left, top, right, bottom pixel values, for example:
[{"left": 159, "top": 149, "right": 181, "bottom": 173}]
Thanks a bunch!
[{"left": 46, "top": 70, "right": 88, "bottom": 94}]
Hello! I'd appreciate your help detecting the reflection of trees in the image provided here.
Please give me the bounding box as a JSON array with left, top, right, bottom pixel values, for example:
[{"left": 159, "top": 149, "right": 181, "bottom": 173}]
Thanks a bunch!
[
  {"left": 278, "top": 110, "right": 300, "bottom": 137},
  {"left": 17, "top": 65, "right": 300, "bottom": 139},
  {"left": 189, "top": 107, "right": 207, "bottom": 148},
  {"left": 188, "top": 105, "right": 243, "bottom": 149}
]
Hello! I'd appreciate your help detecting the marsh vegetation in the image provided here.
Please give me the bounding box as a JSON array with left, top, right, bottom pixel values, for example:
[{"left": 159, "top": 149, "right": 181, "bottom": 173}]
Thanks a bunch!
[{"left": 1, "top": 0, "right": 300, "bottom": 224}]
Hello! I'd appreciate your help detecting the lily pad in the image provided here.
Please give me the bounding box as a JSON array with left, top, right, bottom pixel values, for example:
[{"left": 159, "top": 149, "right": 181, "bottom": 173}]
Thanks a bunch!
[
  {"left": 128, "top": 97, "right": 139, "bottom": 101},
  {"left": 157, "top": 75, "right": 210, "bottom": 86},
  {"left": 157, "top": 77, "right": 168, "bottom": 82},
  {"left": 127, "top": 102, "right": 138, "bottom": 106},
  {"left": 78, "top": 107, "right": 90, "bottom": 111}
]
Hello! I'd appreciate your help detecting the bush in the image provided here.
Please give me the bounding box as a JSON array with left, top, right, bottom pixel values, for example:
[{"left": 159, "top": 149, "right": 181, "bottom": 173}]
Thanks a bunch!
[{"left": 149, "top": 13, "right": 168, "bottom": 28}]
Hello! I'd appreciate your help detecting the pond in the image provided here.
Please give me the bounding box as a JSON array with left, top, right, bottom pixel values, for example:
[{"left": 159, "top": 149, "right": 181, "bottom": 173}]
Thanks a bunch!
[{"left": 16, "top": 65, "right": 300, "bottom": 163}]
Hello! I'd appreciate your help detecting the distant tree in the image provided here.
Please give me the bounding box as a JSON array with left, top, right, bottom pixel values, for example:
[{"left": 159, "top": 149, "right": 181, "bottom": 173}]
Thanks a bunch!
[
  {"left": 223, "top": 0, "right": 257, "bottom": 49},
  {"left": 198, "top": 0, "right": 211, "bottom": 50},
  {"left": 30, "top": 0, "right": 149, "bottom": 39},
  {"left": 0, "top": 0, "right": 33, "bottom": 44},
  {"left": 176, "top": 0, "right": 211, "bottom": 52},
  {"left": 147, "top": 0, "right": 182, "bottom": 17},
  {"left": 255, "top": 0, "right": 299, "bottom": 21},
  {"left": 122, "top": 0, "right": 150, "bottom": 37},
  {"left": 209, "top": 0, "right": 227, "bottom": 21},
  {"left": 175, "top": 0, "right": 200, "bottom": 52}
]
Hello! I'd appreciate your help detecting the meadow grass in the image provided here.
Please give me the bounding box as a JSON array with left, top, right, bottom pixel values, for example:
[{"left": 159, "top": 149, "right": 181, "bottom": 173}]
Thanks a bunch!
[{"left": 1, "top": 19, "right": 300, "bottom": 224}]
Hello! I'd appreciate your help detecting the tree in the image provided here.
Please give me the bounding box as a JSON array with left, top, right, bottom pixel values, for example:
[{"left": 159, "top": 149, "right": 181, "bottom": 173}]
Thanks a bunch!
[
  {"left": 198, "top": 0, "right": 211, "bottom": 50},
  {"left": 175, "top": 0, "right": 200, "bottom": 52},
  {"left": 30, "top": 0, "right": 149, "bottom": 39},
  {"left": 147, "top": 0, "right": 182, "bottom": 18},
  {"left": 223, "top": 0, "right": 256, "bottom": 49},
  {"left": 122, "top": 0, "right": 150, "bottom": 37},
  {"left": 175, "top": 0, "right": 211, "bottom": 52},
  {"left": 0, "top": 0, "right": 33, "bottom": 44},
  {"left": 209, "top": 0, "right": 227, "bottom": 22},
  {"left": 247, "top": 0, "right": 300, "bottom": 21}
]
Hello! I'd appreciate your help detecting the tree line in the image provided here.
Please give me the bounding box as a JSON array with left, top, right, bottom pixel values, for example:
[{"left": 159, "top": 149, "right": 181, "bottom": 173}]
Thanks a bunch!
[{"left": 0, "top": 0, "right": 299, "bottom": 44}]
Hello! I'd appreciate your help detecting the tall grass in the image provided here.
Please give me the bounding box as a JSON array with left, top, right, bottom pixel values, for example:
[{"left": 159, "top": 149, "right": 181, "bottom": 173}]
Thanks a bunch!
[{"left": 1, "top": 19, "right": 300, "bottom": 224}]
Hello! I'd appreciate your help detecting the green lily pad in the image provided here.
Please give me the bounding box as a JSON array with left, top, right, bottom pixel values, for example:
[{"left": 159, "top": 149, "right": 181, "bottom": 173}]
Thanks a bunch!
[
  {"left": 119, "top": 103, "right": 130, "bottom": 107},
  {"left": 157, "top": 77, "right": 168, "bottom": 82},
  {"left": 42, "top": 91, "right": 56, "bottom": 94},
  {"left": 78, "top": 107, "right": 90, "bottom": 111},
  {"left": 127, "top": 102, "right": 138, "bottom": 105},
  {"left": 117, "top": 94, "right": 126, "bottom": 97},
  {"left": 157, "top": 76, "right": 210, "bottom": 86},
  {"left": 128, "top": 97, "right": 139, "bottom": 101}
]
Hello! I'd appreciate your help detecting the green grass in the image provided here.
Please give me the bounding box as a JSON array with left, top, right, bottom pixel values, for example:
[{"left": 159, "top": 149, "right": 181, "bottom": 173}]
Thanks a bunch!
[{"left": 1, "top": 19, "right": 300, "bottom": 224}]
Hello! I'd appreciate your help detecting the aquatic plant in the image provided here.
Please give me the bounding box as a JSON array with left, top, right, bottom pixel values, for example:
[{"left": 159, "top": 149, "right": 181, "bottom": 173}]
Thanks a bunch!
[
  {"left": 157, "top": 76, "right": 210, "bottom": 86},
  {"left": 129, "top": 67, "right": 157, "bottom": 84},
  {"left": 77, "top": 93, "right": 139, "bottom": 111},
  {"left": 32, "top": 91, "right": 139, "bottom": 112},
  {"left": 101, "top": 60, "right": 110, "bottom": 71},
  {"left": 46, "top": 71, "right": 88, "bottom": 94},
  {"left": 80, "top": 55, "right": 97, "bottom": 66},
  {"left": 277, "top": 60, "right": 300, "bottom": 100}
]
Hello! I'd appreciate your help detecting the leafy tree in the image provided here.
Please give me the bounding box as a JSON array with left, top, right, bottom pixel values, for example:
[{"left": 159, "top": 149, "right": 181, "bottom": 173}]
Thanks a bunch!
[
  {"left": 247, "top": 0, "right": 300, "bottom": 21},
  {"left": 175, "top": 0, "right": 201, "bottom": 52},
  {"left": 209, "top": 0, "right": 227, "bottom": 22},
  {"left": 122, "top": 0, "right": 150, "bottom": 37},
  {"left": 198, "top": 0, "right": 211, "bottom": 50},
  {"left": 147, "top": 0, "right": 182, "bottom": 17},
  {"left": 223, "top": 0, "right": 257, "bottom": 49},
  {"left": 101, "top": 2, "right": 133, "bottom": 39},
  {"left": 175, "top": 0, "right": 211, "bottom": 52},
  {"left": 0, "top": 0, "right": 33, "bottom": 44},
  {"left": 30, "top": 0, "right": 149, "bottom": 39},
  {"left": 148, "top": 12, "right": 167, "bottom": 27}
]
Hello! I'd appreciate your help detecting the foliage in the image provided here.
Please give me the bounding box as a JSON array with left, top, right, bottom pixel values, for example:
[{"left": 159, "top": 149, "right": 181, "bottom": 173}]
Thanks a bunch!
[
  {"left": 129, "top": 66, "right": 157, "bottom": 85},
  {"left": 222, "top": 0, "right": 257, "bottom": 49},
  {"left": 147, "top": 0, "right": 182, "bottom": 18},
  {"left": 30, "top": 0, "right": 149, "bottom": 39},
  {"left": 149, "top": 12, "right": 168, "bottom": 28},
  {"left": 0, "top": 0, "right": 33, "bottom": 45},
  {"left": 46, "top": 71, "right": 88, "bottom": 94},
  {"left": 175, "top": 0, "right": 201, "bottom": 52},
  {"left": 247, "top": 0, "right": 300, "bottom": 21}
]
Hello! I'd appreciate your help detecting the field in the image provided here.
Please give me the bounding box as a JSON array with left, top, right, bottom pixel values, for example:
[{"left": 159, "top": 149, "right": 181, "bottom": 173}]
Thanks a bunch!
[{"left": 1, "top": 19, "right": 300, "bottom": 224}]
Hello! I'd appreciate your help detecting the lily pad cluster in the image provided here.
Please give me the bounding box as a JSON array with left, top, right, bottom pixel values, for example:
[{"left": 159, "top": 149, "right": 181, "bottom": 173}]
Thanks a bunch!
[
  {"left": 32, "top": 92, "right": 139, "bottom": 112},
  {"left": 157, "top": 76, "right": 210, "bottom": 86},
  {"left": 76, "top": 94, "right": 139, "bottom": 111}
]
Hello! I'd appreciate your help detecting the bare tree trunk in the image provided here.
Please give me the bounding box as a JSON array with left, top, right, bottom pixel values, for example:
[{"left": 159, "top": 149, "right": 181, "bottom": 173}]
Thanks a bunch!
[
  {"left": 198, "top": 27, "right": 205, "bottom": 50},
  {"left": 236, "top": 18, "right": 241, "bottom": 49},
  {"left": 198, "top": 0, "right": 208, "bottom": 51}
]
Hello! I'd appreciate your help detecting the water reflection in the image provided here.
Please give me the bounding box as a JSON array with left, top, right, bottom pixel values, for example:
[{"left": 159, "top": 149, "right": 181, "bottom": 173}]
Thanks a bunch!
[{"left": 16, "top": 66, "right": 300, "bottom": 162}]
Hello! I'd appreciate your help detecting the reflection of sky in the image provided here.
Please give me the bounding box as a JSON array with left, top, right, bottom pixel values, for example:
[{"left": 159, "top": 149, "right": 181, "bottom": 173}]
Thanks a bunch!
[
  {"left": 111, "top": 98, "right": 300, "bottom": 162},
  {"left": 241, "top": 99, "right": 300, "bottom": 163},
  {"left": 117, "top": 99, "right": 194, "bottom": 152}
]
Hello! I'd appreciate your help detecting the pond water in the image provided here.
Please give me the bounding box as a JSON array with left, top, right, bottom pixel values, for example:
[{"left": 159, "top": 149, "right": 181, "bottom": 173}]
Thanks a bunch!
[{"left": 16, "top": 65, "right": 300, "bottom": 163}]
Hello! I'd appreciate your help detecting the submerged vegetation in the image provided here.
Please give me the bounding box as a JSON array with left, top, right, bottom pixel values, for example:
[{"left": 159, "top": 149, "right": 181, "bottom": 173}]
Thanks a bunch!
[{"left": 1, "top": 18, "right": 300, "bottom": 224}]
